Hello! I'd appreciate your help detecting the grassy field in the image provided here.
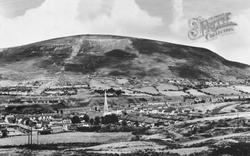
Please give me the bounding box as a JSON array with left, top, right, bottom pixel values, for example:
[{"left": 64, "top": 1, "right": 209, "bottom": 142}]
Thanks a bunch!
[
  {"left": 233, "top": 85, "right": 250, "bottom": 93},
  {"left": 181, "top": 111, "right": 250, "bottom": 124},
  {"left": 82, "top": 141, "right": 209, "bottom": 155},
  {"left": 83, "top": 141, "right": 166, "bottom": 154},
  {"left": 0, "top": 132, "right": 133, "bottom": 146},
  {"left": 186, "top": 89, "right": 206, "bottom": 96},
  {"left": 133, "top": 87, "right": 159, "bottom": 95},
  {"left": 201, "top": 87, "right": 241, "bottom": 95},
  {"left": 156, "top": 84, "right": 179, "bottom": 91},
  {"left": 159, "top": 90, "right": 188, "bottom": 96}
]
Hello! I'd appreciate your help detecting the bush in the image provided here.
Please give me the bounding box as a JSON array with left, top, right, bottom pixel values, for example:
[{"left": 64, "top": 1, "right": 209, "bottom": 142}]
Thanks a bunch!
[{"left": 71, "top": 115, "right": 81, "bottom": 124}]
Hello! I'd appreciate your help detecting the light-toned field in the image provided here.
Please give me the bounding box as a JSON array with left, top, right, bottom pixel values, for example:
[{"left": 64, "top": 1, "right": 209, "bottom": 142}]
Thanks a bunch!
[
  {"left": 83, "top": 141, "right": 165, "bottom": 154},
  {"left": 182, "top": 132, "right": 250, "bottom": 146},
  {"left": 0, "top": 148, "right": 61, "bottom": 156},
  {"left": 89, "top": 79, "right": 111, "bottom": 90},
  {"left": 0, "top": 143, "right": 209, "bottom": 156},
  {"left": 133, "top": 87, "right": 159, "bottom": 95},
  {"left": 71, "top": 88, "right": 93, "bottom": 99},
  {"left": 180, "top": 111, "right": 250, "bottom": 124},
  {"left": 0, "top": 80, "right": 18, "bottom": 87},
  {"left": 165, "top": 147, "right": 209, "bottom": 155},
  {"left": 159, "top": 90, "right": 188, "bottom": 96},
  {"left": 233, "top": 85, "right": 250, "bottom": 93},
  {"left": 156, "top": 84, "right": 179, "bottom": 91},
  {"left": 82, "top": 141, "right": 209, "bottom": 155},
  {"left": 194, "top": 102, "right": 241, "bottom": 114},
  {"left": 190, "top": 102, "right": 238, "bottom": 113},
  {"left": 219, "top": 103, "right": 240, "bottom": 113},
  {"left": 186, "top": 89, "right": 206, "bottom": 96},
  {"left": 201, "top": 87, "right": 241, "bottom": 95},
  {"left": 0, "top": 132, "right": 133, "bottom": 146}
]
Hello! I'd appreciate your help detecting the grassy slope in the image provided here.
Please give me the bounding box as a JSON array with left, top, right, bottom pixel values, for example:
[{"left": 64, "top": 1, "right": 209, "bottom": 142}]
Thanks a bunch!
[{"left": 0, "top": 34, "right": 249, "bottom": 82}]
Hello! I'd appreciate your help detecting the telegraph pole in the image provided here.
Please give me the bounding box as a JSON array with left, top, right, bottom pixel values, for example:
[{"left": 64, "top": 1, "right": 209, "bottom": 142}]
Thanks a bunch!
[
  {"left": 27, "top": 131, "right": 30, "bottom": 145},
  {"left": 37, "top": 131, "right": 39, "bottom": 144},
  {"left": 237, "top": 111, "right": 239, "bottom": 129},
  {"left": 30, "top": 126, "right": 32, "bottom": 145}
]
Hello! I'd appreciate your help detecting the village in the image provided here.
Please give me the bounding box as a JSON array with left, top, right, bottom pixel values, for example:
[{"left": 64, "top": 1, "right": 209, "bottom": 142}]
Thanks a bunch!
[
  {"left": 1, "top": 76, "right": 250, "bottom": 155},
  {"left": 0, "top": 76, "right": 250, "bottom": 133}
]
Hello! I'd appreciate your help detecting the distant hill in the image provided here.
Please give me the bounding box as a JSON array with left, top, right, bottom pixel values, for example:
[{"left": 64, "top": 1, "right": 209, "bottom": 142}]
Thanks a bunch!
[{"left": 0, "top": 34, "right": 249, "bottom": 82}]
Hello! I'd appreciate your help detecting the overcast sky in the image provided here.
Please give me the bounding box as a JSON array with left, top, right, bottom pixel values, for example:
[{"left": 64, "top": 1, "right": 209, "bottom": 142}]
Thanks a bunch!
[{"left": 0, "top": 0, "right": 250, "bottom": 64}]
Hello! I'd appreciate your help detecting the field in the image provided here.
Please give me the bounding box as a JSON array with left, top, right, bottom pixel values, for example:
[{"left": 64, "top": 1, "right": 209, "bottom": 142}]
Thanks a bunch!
[
  {"left": 83, "top": 141, "right": 165, "bottom": 154},
  {"left": 133, "top": 87, "right": 159, "bottom": 95},
  {"left": 81, "top": 141, "right": 209, "bottom": 155},
  {"left": 219, "top": 103, "right": 240, "bottom": 113},
  {"left": 233, "top": 85, "right": 250, "bottom": 93},
  {"left": 190, "top": 102, "right": 237, "bottom": 113},
  {"left": 156, "top": 84, "right": 179, "bottom": 91},
  {"left": 181, "top": 112, "right": 250, "bottom": 124},
  {"left": 238, "top": 103, "right": 250, "bottom": 112},
  {"left": 159, "top": 90, "right": 188, "bottom": 96},
  {"left": 0, "top": 132, "right": 133, "bottom": 146},
  {"left": 186, "top": 89, "right": 206, "bottom": 96},
  {"left": 201, "top": 87, "right": 241, "bottom": 95},
  {"left": 181, "top": 131, "right": 250, "bottom": 146}
]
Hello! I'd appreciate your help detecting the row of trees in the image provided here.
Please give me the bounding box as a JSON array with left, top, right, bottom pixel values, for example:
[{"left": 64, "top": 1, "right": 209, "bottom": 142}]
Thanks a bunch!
[
  {"left": 71, "top": 114, "right": 119, "bottom": 125},
  {"left": 95, "top": 88, "right": 124, "bottom": 96}
]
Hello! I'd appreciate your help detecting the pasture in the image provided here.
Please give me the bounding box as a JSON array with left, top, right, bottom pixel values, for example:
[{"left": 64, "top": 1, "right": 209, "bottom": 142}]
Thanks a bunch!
[
  {"left": 0, "top": 132, "right": 133, "bottom": 146},
  {"left": 201, "top": 87, "right": 241, "bottom": 95}
]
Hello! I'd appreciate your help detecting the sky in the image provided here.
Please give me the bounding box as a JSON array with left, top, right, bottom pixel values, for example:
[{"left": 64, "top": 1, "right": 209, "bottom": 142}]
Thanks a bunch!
[{"left": 0, "top": 0, "right": 250, "bottom": 64}]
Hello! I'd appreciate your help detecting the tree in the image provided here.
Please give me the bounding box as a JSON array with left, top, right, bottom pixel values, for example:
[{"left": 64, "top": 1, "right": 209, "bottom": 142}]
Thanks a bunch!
[
  {"left": 135, "top": 121, "right": 139, "bottom": 127},
  {"left": 71, "top": 115, "right": 81, "bottom": 124},
  {"left": 1, "top": 128, "right": 8, "bottom": 138},
  {"left": 89, "top": 118, "right": 94, "bottom": 125},
  {"left": 122, "top": 120, "right": 127, "bottom": 127},
  {"left": 25, "top": 119, "right": 31, "bottom": 126},
  {"left": 94, "top": 116, "right": 100, "bottom": 125},
  {"left": 116, "top": 90, "right": 124, "bottom": 96},
  {"left": 110, "top": 114, "right": 118, "bottom": 123},
  {"left": 82, "top": 114, "right": 90, "bottom": 123},
  {"left": 102, "top": 114, "right": 119, "bottom": 124},
  {"left": 108, "top": 88, "right": 115, "bottom": 93},
  {"left": 101, "top": 116, "right": 104, "bottom": 124}
]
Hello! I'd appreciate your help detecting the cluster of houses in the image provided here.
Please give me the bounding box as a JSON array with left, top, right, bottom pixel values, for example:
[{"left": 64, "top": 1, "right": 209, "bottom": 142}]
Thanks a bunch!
[
  {"left": 42, "top": 87, "right": 78, "bottom": 96},
  {"left": 0, "top": 86, "right": 33, "bottom": 96},
  {"left": 0, "top": 79, "right": 89, "bottom": 97},
  {"left": 41, "top": 84, "right": 89, "bottom": 96},
  {"left": 162, "top": 78, "right": 231, "bottom": 89},
  {"left": 7, "top": 97, "right": 66, "bottom": 105},
  {"left": 0, "top": 113, "right": 92, "bottom": 137}
]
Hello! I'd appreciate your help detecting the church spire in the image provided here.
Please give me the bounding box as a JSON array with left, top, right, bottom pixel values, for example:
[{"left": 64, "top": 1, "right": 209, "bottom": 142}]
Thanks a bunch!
[{"left": 103, "top": 90, "right": 109, "bottom": 116}]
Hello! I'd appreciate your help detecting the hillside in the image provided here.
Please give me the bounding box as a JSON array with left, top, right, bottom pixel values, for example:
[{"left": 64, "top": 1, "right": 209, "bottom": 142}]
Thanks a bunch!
[{"left": 0, "top": 34, "right": 249, "bottom": 82}]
